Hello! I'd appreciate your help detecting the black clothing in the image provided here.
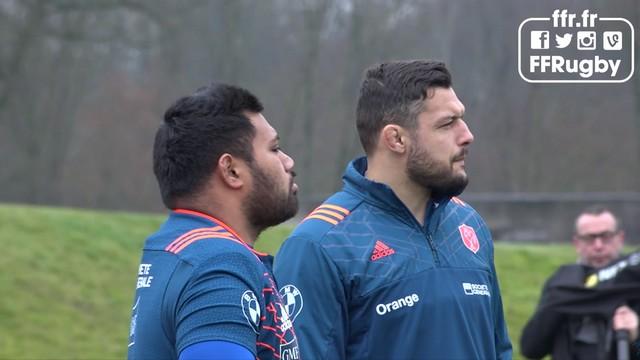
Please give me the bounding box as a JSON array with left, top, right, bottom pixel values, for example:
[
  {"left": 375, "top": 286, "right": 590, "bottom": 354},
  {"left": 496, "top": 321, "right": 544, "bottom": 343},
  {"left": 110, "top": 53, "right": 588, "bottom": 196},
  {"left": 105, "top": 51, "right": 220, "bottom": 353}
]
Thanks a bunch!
[{"left": 521, "top": 252, "right": 640, "bottom": 360}]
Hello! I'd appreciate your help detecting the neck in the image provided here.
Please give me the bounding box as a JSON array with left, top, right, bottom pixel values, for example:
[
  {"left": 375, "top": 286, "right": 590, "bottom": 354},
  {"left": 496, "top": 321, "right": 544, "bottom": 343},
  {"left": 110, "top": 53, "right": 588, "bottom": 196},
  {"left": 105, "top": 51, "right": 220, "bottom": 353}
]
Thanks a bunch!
[{"left": 366, "top": 156, "right": 430, "bottom": 225}]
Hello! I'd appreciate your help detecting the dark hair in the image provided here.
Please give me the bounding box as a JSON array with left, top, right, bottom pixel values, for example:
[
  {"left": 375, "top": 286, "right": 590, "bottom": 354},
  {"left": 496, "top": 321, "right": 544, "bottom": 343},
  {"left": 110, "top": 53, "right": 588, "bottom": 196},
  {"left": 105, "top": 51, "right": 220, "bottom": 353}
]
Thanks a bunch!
[
  {"left": 153, "top": 83, "right": 263, "bottom": 208},
  {"left": 575, "top": 204, "right": 622, "bottom": 232},
  {"left": 356, "top": 60, "right": 452, "bottom": 154}
]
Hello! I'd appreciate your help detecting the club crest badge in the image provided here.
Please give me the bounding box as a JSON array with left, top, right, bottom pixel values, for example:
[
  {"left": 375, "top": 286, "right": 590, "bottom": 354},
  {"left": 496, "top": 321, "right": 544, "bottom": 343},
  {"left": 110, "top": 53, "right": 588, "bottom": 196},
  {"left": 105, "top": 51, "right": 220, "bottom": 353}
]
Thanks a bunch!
[
  {"left": 241, "top": 290, "right": 261, "bottom": 333},
  {"left": 279, "top": 284, "right": 303, "bottom": 322},
  {"left": 459, "top": 224, "right": 480, "bottom": 254}
]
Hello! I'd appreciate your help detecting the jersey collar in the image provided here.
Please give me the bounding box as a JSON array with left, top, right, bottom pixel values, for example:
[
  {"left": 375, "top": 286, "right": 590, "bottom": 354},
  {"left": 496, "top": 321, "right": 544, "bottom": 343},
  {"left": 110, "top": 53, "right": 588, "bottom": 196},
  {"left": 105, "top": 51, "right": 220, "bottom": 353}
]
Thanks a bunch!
[{"left": 171, "top": 208, "right": 268, "bottom": 256}]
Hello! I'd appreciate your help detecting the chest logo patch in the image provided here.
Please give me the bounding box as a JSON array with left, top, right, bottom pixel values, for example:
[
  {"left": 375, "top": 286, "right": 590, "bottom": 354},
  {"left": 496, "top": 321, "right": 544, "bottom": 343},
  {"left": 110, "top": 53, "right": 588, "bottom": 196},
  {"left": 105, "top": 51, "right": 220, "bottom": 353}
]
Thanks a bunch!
[
  {"left": 371, "top": 240, "right": 396, "bottom": 261},
  {"left": 279, "top": 284, "right": 304, "bottom": 322},
  {"left": 241, "top": 290, "right": 261, "bottom": 333},
  {"left": 458, "top": 224, "right": 480, "bottom": 254},
  {"left": 462, "top": 282, "right": 491, "bottom": 297}
]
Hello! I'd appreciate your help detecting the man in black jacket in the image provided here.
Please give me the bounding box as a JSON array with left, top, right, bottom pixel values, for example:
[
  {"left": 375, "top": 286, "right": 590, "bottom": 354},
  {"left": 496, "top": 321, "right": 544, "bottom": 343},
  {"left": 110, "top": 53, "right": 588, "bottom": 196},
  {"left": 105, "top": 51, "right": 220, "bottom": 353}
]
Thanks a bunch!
[{"left": 521, "top": 206, "right": 639, "bottom": 360}]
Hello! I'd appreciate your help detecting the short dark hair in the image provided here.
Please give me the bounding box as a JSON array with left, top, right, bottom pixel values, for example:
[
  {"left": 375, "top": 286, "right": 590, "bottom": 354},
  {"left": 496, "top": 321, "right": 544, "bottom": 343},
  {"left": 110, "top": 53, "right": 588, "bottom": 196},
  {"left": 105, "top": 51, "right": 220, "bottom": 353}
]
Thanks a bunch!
[
  {"left": 575, "top": 204, "right": 622, "bottom": 232},
  {"left": 356, "top": 60, "right": 452, "bottom": 154},
  {"left": 153, "top": 83, "right": 263, "bottom": 208}
]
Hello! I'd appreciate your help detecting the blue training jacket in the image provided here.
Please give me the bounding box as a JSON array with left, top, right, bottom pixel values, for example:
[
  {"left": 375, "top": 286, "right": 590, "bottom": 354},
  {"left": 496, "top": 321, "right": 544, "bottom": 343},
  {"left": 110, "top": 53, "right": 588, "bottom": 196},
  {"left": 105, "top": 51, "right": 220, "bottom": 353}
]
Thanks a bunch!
[{"left": 274, "top": 157, "right": 512, "bottom": 360}]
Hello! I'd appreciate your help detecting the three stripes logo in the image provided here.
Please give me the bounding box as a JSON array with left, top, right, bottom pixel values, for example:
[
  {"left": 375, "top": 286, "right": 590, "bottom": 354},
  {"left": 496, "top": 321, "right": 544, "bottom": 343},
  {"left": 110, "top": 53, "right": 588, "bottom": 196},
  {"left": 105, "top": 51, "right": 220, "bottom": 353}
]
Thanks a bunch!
[
  {"left": 303, "top": 204, "right": 350, "bottom": 225},
  {"left": 164, "top": 226, "right": 234, "bottom": 253},
  {"left": 164, "top": 225, "right": 261, "bottom": 256},
  {"left": 371, "top": 240, "right": 395, "bottom": 261}
]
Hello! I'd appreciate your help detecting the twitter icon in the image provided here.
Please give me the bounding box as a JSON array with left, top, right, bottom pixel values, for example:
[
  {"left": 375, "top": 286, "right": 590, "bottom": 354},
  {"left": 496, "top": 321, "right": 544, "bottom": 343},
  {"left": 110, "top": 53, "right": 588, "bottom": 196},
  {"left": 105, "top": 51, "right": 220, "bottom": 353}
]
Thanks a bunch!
[{"left": 555, "top": 33, "right": 573, "bottom": 48}]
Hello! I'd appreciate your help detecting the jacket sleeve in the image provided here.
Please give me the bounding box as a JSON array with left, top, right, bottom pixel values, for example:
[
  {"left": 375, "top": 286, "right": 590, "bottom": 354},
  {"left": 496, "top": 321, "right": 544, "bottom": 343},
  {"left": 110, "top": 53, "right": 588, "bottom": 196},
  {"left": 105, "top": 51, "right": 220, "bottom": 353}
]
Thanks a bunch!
[
  {"left": 274, "top": 235, "right": 348, "bottom": 360},
  {"left": 490, "top": 261, "right": 513, "bottom": 360},
  {"left": 519, "top": 276, "right": 564, "bottom": 359},
  {"left": 479, "top": 217, "right": 513, "bottom": 359}
]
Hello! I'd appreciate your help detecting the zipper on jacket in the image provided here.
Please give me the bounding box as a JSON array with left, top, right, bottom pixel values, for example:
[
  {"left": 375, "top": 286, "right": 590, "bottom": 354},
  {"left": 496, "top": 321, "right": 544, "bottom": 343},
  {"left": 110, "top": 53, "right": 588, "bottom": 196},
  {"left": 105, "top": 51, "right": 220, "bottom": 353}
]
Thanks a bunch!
[
  {"left": 406, "top": 202, "right": 440, "bottom": 267},
  {"left": 422, "top": 201, "right": 441, "bottom": 266},
  {"left": 398, "top": 207, "right": 442, "bottom": 266},
  {"left": 425, "top": 232, "right": 441, "bottom": 266}
]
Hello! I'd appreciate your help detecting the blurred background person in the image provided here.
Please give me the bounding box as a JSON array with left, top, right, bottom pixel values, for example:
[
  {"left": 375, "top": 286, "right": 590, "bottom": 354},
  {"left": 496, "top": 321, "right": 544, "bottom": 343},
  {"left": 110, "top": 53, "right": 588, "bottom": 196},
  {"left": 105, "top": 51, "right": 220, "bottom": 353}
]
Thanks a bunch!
[{"left": 521, "top": 205, "right": 640, "bottom": 360}]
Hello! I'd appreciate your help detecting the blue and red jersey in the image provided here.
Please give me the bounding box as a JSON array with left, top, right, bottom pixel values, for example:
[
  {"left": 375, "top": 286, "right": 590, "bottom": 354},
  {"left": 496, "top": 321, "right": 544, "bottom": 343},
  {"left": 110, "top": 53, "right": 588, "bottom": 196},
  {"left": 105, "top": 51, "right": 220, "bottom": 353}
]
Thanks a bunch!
[
  {"left": 128, "top": 209, "right": 299, "bottom": 360},
  {"left": 274, "top": 157, "right": 512, "bottom": 359}
]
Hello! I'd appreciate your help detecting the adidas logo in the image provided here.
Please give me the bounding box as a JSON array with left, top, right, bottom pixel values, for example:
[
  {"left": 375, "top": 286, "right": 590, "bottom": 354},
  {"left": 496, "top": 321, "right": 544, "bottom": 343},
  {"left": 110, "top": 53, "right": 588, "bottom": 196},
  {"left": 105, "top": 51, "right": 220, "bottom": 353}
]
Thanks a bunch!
[{"left": 371, "top": 240, "right": 395, "bottom": 261}]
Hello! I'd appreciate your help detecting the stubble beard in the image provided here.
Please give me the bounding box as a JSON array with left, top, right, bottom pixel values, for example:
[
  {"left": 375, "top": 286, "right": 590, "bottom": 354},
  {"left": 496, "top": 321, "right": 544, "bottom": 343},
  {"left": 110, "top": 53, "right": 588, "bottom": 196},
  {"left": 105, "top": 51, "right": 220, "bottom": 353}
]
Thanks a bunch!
[
  {"left": 406, "top": 143, "right": 469, "bottom": 201},
  {"left": 244, "top": 162, "right": 299, "bottom": 234}
]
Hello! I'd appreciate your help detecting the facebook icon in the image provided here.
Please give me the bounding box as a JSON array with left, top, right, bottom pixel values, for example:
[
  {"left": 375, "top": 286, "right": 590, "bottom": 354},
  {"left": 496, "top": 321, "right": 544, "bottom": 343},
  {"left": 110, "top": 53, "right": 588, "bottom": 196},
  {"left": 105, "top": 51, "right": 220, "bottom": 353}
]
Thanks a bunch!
[{"left": 531, "top": 31, "right": 549, "bottom": 49}]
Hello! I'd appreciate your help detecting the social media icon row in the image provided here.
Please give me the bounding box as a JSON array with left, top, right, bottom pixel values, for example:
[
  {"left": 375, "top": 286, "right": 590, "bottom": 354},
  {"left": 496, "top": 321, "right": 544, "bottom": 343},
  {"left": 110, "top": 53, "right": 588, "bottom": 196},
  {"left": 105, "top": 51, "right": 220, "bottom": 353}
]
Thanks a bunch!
[{"left": 531, "top": 31, "right": 622, "bottom": 50}]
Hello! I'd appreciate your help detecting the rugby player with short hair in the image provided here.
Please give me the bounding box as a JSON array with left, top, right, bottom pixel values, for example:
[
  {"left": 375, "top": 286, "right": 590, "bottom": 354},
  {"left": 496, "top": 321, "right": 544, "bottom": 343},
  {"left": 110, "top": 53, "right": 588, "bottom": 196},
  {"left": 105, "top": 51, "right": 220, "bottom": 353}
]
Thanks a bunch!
[
  {"left": 127, "top": 83, "right": 300, "bottom": 360},
  {"left": 274, "top": 60, "right": 512, "bottom": 359}
]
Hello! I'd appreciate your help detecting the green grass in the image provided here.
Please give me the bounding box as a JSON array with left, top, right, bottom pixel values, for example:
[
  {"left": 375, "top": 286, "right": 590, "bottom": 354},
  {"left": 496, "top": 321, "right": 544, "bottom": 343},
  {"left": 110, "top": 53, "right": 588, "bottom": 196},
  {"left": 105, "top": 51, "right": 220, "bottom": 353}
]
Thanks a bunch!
[
  {"left": 496, "top": 243, "right": 576, "bottom": 358},
  {"left": 0, "top": 204, "right": 163, "bottom": 359},
  {"left": 0, "top": 204, "right": 578, "bottom": 359}
]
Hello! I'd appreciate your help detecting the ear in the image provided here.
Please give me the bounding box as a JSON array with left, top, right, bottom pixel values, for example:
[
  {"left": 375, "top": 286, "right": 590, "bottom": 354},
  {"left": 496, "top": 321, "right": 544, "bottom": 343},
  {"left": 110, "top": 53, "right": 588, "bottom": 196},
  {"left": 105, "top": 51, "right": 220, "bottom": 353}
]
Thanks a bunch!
[
  {"left": 380, "top": 124, "right": 409, "bottom": 154},
  {"left": 217, "top": 154, "right": 246, "bottom": 189}
]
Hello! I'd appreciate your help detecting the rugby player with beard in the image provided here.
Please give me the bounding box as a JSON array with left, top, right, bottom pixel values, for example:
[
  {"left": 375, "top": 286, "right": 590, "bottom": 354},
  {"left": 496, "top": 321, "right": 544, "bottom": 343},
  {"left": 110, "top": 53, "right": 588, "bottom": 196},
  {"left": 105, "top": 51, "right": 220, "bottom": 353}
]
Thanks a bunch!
[
  {"left": 128, "top": 83, "right": 300, "bottom": 360},
  {"left": 274, "top": 60, "right": 512, "bottom": 359}
]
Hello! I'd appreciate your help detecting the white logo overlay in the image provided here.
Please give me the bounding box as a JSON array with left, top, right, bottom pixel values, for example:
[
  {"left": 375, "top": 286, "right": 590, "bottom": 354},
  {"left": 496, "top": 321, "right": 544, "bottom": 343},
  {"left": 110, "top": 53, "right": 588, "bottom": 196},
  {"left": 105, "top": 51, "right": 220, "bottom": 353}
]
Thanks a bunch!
[
  {"left": 519, "top": 9, "right": 635, "bottom": 82},
  {"left": 136, "top": 263, "right": 153, "bottom": 289},
  {"left": 376, "top": 293, "right": 420, "bottom": 315},
  {"left": 128, "top": 296, "right": 140, "bottom": 348},
  {"left": 241, "top": 290, "right": 261, "bottom": 333},
  {"left": 555, "top": 33, "right": 572, "bottom": 48},
  {"left": 279, "top": 284, "right": 304, "bottom": 322},
  {"left": 280, "top": 338, "right": 301, "bottom": 360},
  {"left": 277, "top": 303, "right": 294, "bottom": 332},
  {"left": 462, "top": 283, "right": 491, "bottom": 297}
]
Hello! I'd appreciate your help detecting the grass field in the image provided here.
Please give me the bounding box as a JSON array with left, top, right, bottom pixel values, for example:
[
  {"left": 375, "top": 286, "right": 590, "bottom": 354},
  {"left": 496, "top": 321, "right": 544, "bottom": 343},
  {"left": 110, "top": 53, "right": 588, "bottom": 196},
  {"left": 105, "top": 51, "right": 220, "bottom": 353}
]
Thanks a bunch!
[{"left": 0, "top": 203, "right": 579, "bottom": 359}]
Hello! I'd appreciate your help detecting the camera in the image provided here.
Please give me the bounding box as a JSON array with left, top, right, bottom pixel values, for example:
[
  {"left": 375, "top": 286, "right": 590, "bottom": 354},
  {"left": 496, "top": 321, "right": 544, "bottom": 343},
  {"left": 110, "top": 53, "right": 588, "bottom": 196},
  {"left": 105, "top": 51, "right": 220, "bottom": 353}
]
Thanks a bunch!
[{"left": 577, "top": 31, "right": 596, "bottom": 50}]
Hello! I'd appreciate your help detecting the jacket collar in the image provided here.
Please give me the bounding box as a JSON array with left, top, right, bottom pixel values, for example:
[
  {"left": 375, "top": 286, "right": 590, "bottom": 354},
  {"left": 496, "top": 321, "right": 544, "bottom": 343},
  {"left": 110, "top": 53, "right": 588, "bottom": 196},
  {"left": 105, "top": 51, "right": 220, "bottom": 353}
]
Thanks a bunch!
[{"left": 342, "top": 156, "right": 447, "bottom": 228}]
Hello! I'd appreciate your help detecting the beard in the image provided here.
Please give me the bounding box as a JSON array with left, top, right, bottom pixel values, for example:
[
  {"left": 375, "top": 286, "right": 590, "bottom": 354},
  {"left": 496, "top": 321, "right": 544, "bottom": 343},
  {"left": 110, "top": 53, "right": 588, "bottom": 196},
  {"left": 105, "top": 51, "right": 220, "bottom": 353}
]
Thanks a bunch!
[
  {"left": 244, "top": 162, "right": 298, "bottom": 233},
  {"left": 406, "top": 141, "right": 469, "bottom": 200}
]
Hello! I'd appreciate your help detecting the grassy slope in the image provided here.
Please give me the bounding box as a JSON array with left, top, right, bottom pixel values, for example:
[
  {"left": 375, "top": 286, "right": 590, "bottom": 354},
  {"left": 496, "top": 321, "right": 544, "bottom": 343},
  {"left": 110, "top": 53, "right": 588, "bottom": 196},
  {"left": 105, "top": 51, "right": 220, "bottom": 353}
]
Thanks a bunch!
[
  {"left": 0, "top": 204, "right": 163, "bottom": 358},
  {"left": 0, "top": 204, "right": 577, "bottom": 359},
  {"left": 496, "top": 243, "right": 576, "bottom": 358}
]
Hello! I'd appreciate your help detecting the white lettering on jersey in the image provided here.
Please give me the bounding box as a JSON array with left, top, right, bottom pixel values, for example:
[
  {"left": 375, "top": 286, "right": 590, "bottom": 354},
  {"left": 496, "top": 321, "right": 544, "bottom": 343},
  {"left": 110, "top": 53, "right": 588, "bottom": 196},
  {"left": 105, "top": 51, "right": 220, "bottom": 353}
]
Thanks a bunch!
[
  {"left": 136, "top": 263, "right": 153, "bottom": 289},
  {"left": 462, "top": 282, "right": 491, "bottom": 297},
  {"left": 280, "top": 338, "right": 300, "bottom": 360},
  {"left": 375, "top": 293, "right": 420, "bottom": 315},
  {"left": 277, "top": 303, "right": 293, "bottom": 332}
]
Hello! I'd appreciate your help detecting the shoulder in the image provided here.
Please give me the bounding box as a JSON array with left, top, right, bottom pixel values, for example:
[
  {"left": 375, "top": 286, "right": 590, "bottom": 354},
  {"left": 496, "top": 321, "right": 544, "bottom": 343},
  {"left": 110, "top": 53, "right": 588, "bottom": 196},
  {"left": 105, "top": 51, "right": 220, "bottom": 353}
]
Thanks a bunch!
[
  {"left": 165, "top": 230, "right": 265, "bottom": 281},
  {"left": 545, "top": 263, "right": 587, "bottom": 287},
  {"left": 441, "top": 196, "right": 492, "bottom": 240},
  {"left": 444, "top": 196, "right": 486, "bottom": 224},
  {"left": 450, "top": 198, "right": 493, "bottom": 243},
  {"left": 180, "top": 240, "right": 267, "bottom": 302},
  {"left": 276, "top": 191, "right": 364, "bottom": 274},
  {"left": 289, "top": 191, "right": 364, "bottom": 244},
  {"left": 162, "top": 225, "right": 257, "bottom": 261}
]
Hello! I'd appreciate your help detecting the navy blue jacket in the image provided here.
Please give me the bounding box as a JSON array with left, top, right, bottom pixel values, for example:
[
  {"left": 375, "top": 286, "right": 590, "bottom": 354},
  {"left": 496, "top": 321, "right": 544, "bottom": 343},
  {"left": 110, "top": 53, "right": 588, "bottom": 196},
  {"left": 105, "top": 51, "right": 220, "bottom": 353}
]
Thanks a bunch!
[{"left": 274, "top": 157, "right": 512, "bottom": 360}]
